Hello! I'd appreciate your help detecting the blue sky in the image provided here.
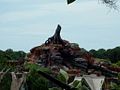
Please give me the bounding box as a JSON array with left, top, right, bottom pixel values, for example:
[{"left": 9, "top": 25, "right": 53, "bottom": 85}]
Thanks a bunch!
[{"left": 0, "top": 0, "right": 120, "bottom": 52}]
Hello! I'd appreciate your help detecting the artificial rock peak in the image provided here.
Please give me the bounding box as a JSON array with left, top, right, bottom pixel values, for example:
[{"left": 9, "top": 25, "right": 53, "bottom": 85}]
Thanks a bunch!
[
  {"left": 27, "top": 25, "right": 118, "bottom": 77},
  {"left": 27, "top": 25, "right": 93, "bottom": 71}
]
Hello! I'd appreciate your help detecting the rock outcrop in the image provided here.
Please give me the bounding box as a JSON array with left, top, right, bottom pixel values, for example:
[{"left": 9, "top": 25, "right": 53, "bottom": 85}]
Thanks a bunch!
[{"left": 27, "top": 25, "right": 118, "bottom": 77}]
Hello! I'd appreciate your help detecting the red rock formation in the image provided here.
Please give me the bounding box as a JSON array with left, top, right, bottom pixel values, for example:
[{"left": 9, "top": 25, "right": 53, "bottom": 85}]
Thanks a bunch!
[{"left": 27, "top": 25, "right": 119, "bottom": 77}]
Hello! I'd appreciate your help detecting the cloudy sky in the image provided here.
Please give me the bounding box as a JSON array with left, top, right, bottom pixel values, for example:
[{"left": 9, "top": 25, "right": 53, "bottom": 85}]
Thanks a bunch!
[{"left": 0, "top": 0, "right": 120, "bottom": 52}]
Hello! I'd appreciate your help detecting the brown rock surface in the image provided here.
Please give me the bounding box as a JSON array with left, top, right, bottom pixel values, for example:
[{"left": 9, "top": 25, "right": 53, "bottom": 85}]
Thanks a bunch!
[
  {"left": 27, "top": 25, "right": 94, "bottom": 76},
  {"left": 27, "top": 25, "right": 119, "bottom": 77}
]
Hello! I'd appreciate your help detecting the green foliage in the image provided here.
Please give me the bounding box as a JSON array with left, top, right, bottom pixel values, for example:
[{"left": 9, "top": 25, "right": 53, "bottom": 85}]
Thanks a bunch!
[
  {"left": 116, "top": 61, "right": 120, "bottom": 66},
  {"left": 57, "top": 69, "right": 69, "bottom": 83},
  {"left": 0, "top": 62, "right": 52, "bottom": 90},
  {"left": 89, "top": 46, "right": 120, "bottom": 63},
  {"left": 70, "top": 79, "right": 90, "bottom": 90},
  {"left": 80, "top": 85, "right": 90, "bottom": 90},
  {"left": 110, "top": 82, "right": 120, "bottom": 90},
  {"left": 24, "top": 62, "right": 51, "bottom": 73},
  {"left": 49, "top": 87, "right": 61, "bottom": 90},
  {"left": 0, "top": 74, "right": 12, "bottom": 90},
  {"left": 25, "top": 63, "right": 51, "bottom": 90},
  {"left": 89, "top": 48, "right": 106, "bottom": 59},
  {"left": 118, "top": 73, "right": 120, "bottom": 79},
  {"left": 27, "top": 71, "right": 49, "bottom": 90},
  {"left": 0, "top": 49, "right": 26, "bottom": 61},
  {"left": 72, "top": 80, "right": 81, "bottom": 89},
  {"left": 111, "top": 61, "right": 120, "bottom": 68}
]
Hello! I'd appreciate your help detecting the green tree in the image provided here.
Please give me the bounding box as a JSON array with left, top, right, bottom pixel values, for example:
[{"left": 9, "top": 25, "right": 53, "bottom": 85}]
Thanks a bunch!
[
  {"left": 106, "top": 47, "right": 120, "bottom": 63},
  {"left": 96, "top": 49, "right": 106, "bottom": 59},
  {"left": 89, "top": 49, "right": 96, "bottom": 57}
]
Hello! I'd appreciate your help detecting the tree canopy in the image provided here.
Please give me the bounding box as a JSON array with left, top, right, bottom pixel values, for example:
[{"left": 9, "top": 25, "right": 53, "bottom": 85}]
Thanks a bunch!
[{"left": 89, "top": 46, "right": 120, "bottom": 63}]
